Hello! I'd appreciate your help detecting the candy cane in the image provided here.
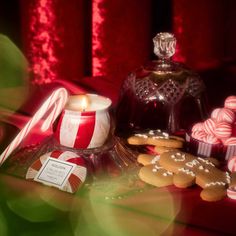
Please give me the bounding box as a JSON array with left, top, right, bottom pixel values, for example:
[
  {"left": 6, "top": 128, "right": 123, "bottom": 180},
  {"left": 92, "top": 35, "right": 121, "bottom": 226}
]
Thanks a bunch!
[{"left": 0, "top": 87, "right": 68, "bottom": 165}]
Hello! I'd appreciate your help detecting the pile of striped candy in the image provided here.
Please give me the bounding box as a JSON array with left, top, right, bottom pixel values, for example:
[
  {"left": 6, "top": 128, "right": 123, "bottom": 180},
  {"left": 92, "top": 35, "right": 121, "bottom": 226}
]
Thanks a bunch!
[
  {"left": 191, "top": 95, "right": 236, "bottom": 200},
  {"left": 187, "top": 95, "right": 236, "bottom": 161},
  {"left": 191, "top": 95, "right": 236, "bottom": 146}
]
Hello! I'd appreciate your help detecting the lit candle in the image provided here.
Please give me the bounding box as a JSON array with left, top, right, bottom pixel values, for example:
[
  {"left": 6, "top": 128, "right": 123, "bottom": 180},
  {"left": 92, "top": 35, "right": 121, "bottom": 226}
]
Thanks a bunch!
[
  {"left": 55, "top": 94, "right": 112, "bottom": 149},
  {"left": 65, "top": 94, "right": 90, "bottom": 112}
]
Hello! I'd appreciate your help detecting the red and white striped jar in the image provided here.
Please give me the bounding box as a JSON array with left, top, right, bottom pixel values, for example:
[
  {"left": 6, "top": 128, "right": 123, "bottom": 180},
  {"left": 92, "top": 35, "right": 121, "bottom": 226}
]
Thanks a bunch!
[{"left": 54, "top": 94, "right": 112, "bottom": 149}]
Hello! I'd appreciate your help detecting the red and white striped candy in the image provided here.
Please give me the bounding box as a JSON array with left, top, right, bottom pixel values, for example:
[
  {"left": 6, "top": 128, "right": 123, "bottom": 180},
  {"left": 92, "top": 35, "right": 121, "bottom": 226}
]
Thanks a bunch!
[
  {"left": 202, "top": 134, "right": 221, "bottom": 144},
  {"left": 203, "top": 118, "right": 216, "bottom": 135},
  {"left": 0, "top": 88, "right": 68, "bottom": 165},
  {"left": 191, "top": 122, "right": 204, "bottom": 132},
  {"left": 224, "top": 96, "right": 236, "bottom": 111},
  {"left": 191, "top": 130, "right": 206, "bottom": 141},
  {"left": 211, "top": 108, "right": 221, "bottom": 121},
  {"left": 224, "top": 137, "right": 236, "bottom": 146},
  {"left": 214, "top": 122, "right": 232, "bottom": 139},
  {"left": 26, "top": 150, "right": 87, "bottom": 193},
  {"left": 227, "top": 186, "right": 236, "bottom": 200},
  {"left": 228, "top": 156, "right": 236, "bottom": 172},
  {"left": 216, "top": 108, "right": 235, "bottom": 124}
]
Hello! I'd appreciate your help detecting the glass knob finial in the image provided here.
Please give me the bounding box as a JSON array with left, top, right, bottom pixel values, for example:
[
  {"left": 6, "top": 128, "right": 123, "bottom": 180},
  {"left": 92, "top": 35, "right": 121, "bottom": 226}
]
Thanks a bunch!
[{"left": 153, "top": 32, "right": 176, "bottom": 60}]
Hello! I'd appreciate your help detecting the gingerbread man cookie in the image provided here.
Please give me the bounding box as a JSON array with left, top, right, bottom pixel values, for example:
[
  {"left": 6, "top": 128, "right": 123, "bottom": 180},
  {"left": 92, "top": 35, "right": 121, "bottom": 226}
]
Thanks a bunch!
[
  {"left": 137, "top": 153, "right": 160, "bottom": 166},
  {"left": 159, "top": 150, "right": 233, "bottom": 201},
  {"left": 138, "top": 155, "right": 174, "bottom": 187},
  {"left": 127, "top": 130, "right": 184, "bottom": 149}
]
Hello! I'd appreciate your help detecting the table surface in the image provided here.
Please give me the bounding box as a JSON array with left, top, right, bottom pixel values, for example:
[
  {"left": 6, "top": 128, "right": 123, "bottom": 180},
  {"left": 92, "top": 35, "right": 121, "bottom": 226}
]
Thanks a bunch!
[
  {"left": 0, "top": 170, "right": 235, "bottom": 236},
  {"left": 1, "top": 92, "right": 236, "bottom": 236}
]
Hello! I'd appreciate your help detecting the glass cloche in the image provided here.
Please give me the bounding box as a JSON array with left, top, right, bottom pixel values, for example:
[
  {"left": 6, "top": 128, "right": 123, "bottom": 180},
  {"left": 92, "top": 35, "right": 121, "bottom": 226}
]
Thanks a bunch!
[{"left": 115, "top": 32, "right": 208, "bottom": 137}]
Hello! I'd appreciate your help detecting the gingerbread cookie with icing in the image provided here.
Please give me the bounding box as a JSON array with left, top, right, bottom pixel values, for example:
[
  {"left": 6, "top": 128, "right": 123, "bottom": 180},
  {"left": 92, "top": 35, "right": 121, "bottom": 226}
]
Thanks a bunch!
[
  {"left": 138, "top": 155, "right": 174, "bottom": 187},
  {"left": 159, "top": 150, "right": 233, "bottom": 201},
  {"left": 127, "top": 130, "right": 184, "bottom": 149},
  {"left": 137, "top": 153, "right": 160, "bottom": 166},
  {"left": 153, "top": 146, "right": 178, "bottom": 154}
]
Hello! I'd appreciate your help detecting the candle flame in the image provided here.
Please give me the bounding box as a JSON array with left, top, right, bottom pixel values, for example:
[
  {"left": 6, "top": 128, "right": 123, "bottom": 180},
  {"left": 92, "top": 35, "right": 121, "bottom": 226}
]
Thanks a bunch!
[
  {"left": 66, "top": 94, "right": 90, "bottom": 112},
  {"left": 81, "top": 96, "right": 88, "bottom": 111}
]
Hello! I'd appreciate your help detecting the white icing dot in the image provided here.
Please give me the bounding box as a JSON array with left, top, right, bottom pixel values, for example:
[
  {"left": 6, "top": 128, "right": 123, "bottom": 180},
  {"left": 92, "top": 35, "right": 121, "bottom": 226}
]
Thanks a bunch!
[
  {"left": 174, "top": 154, "right": 186, "bottom": 162},
  {"left": 205, "top": 182, "right": 226, "bottom": 187},
  {"left": 152, "top": 164, "right": 163, "bottom": 172},
  {"left": 150, "top": 155, "right": 160, "bottom": 164},
  {"left": 186, "top": 159, "right": 199, "bottom": 168},
  {"left": 197, "top": 157, "right": 215, "bottom": 167},
  {"left": 179, "top": 167, "right": 195, "bottom": 177},
  {"left": 163, "top": 132, "right": 169, "bottom": 137},
  {"left": 163, "top": 171, "right": 173, "bottom": 177},
  {"left": 226, "top": 172, "right": 231, "bottom": 184},
  {"left": 135, "top": 134, "right": 148, "bottom": 138}
]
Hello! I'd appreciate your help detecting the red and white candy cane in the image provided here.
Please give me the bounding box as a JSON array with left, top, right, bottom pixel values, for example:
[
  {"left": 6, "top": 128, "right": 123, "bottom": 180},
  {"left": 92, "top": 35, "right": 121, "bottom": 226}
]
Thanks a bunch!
[{"left": 0, "top": 87, "right": 68, "bottom": 165}]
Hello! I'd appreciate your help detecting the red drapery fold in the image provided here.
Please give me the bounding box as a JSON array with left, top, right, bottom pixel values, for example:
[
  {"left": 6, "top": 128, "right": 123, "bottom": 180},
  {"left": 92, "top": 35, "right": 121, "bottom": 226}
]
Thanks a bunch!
[
  {"left": 18, "top": 0, "right": 236, "bottom": 101},
  {"left": 20, "top": 0, "right": 87, "bottom": 84},
  {"left": 20, "top": 0, "right": 153, "bottom": 89},
  {"left": 173, "top": 0, "right": 236, "bottom": 71},
  {"left": 91, "top": 0, "right": 152, "bottom": 85}
]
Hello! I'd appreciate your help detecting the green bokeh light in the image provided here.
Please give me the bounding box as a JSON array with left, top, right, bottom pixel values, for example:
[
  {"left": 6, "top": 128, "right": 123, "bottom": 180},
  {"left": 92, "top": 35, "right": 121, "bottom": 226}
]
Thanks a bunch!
[
  {"left": 6, "top": 193, "right": 60, "bottom": 223},
  {"left": 0, "top": 34, "right": 29, "bottom": 112},
  {"left": 0, "top": 207, "right": 8, "bottom": 236},
  {"left": 71, "top": 171, "right": 182, "bottom": 236}
]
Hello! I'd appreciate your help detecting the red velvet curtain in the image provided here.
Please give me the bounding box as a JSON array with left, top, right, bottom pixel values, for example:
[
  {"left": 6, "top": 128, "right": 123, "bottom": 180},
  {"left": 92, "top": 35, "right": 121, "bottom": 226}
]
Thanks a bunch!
[
  {"left": 17, "top": 0, "right": 236, "bottom": 104},
  {"left": 173, "top": 0, "right": 236, "bottom": 70},
  {"left": 20, "top": 0, "right": 153, "bottom": 91}
]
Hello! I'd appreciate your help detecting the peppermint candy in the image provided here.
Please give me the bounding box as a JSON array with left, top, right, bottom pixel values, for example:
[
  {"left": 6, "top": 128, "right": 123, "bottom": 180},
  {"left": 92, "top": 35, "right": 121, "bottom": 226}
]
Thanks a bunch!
[
  {"left": 202, "top": 134, "right": 220, "bottom": 144},
  {"left": 224, "top": 96, "right": 236, "bottom": 111},
  {"left": 227, "top": 185, "right": 236, "bottom": 200},
  {"left": 224, "top": 137, "right": 236, "bottom": 146},
  {"left": 203, "top": 118, "right": 216, "bottom": 135},
  {"left": 211, "top": 108, "right": 221, "bottom": 121},
  {"left": 215, "top": 122, "right": 232, "bottom": 139},
  {"left": 191, "top": 122, "right": 204, "bottom": 132},
  {"left": 191, "top": 130, "right": 206, "bottom": 141},
  {"left": 216, "top": 108, "right": 235, "bottom": 124},
  {"left": 228, "top": 156, "right": 236, "bottom": 172}
]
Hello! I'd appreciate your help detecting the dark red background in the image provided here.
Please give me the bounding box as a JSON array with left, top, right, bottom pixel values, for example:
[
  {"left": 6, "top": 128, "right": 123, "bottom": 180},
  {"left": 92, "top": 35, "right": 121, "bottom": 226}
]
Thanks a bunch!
[{"left": 1, "top": 0, "right": 236, "bottom": 109}]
